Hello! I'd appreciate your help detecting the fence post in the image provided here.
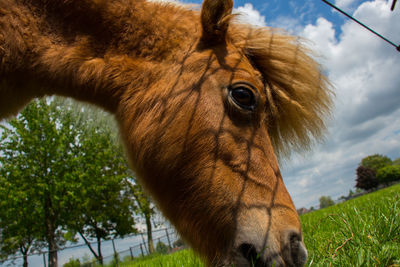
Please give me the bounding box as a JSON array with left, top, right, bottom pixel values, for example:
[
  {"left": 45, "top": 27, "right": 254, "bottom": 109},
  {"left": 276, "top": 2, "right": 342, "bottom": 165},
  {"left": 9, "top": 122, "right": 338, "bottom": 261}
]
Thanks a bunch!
[
  {"left": 140, "top": 244, "right": 144, "bottom": 257},
  {"left": 129, "top": 247, "right": 134, "bottom": 260},
  {"left": 112, "top": 239, "right": 119, "bottom": 267},
  {"left": 42, "top": 253, "right": 47, "bottom": 267},
  {"left": 165, "top": 228, "right": 172, "bottom": 248}
]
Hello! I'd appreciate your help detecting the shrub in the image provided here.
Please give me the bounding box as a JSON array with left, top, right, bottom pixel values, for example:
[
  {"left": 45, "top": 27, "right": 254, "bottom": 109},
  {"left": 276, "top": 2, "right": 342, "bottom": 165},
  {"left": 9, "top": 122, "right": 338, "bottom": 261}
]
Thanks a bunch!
[
  {"left": 319, "top": 196, "right": 335, "bottom": 209},
  {"left": 173, "top": 238, "right": 185, "bottom": 248},
  {"left": 156, "top": 241, "right": 169, "bottom": 254},
  {"left": 63, "top": 258, "right": 80, "bottom": 267}
]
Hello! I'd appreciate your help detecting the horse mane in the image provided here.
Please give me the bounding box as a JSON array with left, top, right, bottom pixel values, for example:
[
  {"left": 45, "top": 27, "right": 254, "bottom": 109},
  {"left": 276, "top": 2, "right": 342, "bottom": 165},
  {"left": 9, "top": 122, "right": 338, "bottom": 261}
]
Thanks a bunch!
[{"left": 228, "top": 23, "right": 333, "bottom": 158}]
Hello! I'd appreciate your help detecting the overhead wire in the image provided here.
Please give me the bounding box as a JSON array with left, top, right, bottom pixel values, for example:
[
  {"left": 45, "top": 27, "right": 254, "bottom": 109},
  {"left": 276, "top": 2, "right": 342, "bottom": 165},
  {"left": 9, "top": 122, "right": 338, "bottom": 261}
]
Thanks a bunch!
[
  {"left": 321, "top": 0, "right": 400, "bottom": 52},
  {"left": 391, "top": 0, "right": 397, "bottom": 11}
]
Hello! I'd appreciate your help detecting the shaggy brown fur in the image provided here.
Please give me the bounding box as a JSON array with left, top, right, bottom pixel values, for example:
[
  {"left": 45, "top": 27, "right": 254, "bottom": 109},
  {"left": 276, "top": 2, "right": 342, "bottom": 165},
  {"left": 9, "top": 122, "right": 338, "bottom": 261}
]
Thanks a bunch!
[{"left": 0, "top": 0, "right": 332, "bottom": 265}]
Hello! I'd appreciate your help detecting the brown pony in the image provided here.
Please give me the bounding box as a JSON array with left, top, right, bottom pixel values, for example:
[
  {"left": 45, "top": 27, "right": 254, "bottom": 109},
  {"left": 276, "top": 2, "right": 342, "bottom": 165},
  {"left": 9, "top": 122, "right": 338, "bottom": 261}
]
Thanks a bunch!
[{"left": 0, "top": 0, "right": 332, "bottom": 266}]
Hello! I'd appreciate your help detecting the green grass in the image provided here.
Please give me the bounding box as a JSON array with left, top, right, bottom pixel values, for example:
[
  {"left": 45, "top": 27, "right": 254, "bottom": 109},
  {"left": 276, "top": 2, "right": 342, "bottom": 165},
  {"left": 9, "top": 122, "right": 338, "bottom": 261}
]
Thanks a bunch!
[
  {"left": 119, "top": 250, "right": 203, "bottom": 267},
  {"left": 302, "top": 183, "right": 400, "bottom": 266},
  {"left": 120, "top": 184, "right": 400, "bottom": 266}
]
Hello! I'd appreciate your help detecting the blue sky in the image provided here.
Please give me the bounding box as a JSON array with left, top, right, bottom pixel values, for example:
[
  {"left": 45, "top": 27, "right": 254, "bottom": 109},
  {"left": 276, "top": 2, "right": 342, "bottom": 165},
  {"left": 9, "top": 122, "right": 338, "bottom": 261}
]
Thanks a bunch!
[{"left": 181, "top": 0, "right": 352, "bottom": 34}]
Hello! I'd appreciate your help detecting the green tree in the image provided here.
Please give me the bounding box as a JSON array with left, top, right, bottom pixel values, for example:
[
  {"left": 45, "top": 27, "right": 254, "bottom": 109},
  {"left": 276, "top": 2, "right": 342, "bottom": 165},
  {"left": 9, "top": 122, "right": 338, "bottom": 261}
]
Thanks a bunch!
[
  {"left": 319, "top": 196, "right": 335, "bottom": 209},
  {"left": 65, "top": 109, "right": 137, "bottom": 265},
  {"left": 0, "top": 99, "right": 79, "bottom": 267},
  {"left": 125, "top": 178, "right": 156, "bottom": 254},
  {"left": 376, "top": 165, "right": 400, "bottom": 185},
  {"left": 392, "top": 158, "right": 400, "bottom": 166},
  {"left": 0, "top": 171, "right": 45, "bottom": 267},
  {"left": 361, "top": 154, "right": 392, "bottom": 172},
  {"left": 0, "top": 99, "right": 138, "bottom": 267}
]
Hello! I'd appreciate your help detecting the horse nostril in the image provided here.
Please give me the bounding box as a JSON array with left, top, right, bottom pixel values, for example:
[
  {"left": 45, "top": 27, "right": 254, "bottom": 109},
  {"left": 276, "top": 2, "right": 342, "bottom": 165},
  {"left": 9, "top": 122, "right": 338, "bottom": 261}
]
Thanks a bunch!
[
  {"left": 289, "top": 232, "right": 301, "bottom": 246},
  {"left": 239, "top": 243, "right": 260, "bottom": 265},
  {"left": 287, "top": 232, "right": 307, "bottom": 266}
]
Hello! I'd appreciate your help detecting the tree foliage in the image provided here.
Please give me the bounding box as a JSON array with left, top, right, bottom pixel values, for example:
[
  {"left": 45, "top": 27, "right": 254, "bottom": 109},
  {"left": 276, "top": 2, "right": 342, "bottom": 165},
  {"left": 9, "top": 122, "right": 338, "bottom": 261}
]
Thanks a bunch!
[
  {"left": 125, "top": 178, "right": 156, "bottom": 254},
  {"left": 360, "top": 154, "right": 392, "bottom": 172},
  {"left": 0, "top": 98, "right": 138, "bottom": 267},
  {"left": 65, "top": 108, "right": 137, "bottom": 265},
  {"left": 0, "top": 99, "right": 79, "bottom": 267},
  {"left": 356, "top": 166, "right": 378, "bottom": 191},
  {"left": 319, "top": 196, "right": 335, "bottom": 209},
  {"left": 392, "top": 158, "right": 400, "bottom": 166},
  {"left": 376, "top": 165, "right": 400, "bottom": 185}
]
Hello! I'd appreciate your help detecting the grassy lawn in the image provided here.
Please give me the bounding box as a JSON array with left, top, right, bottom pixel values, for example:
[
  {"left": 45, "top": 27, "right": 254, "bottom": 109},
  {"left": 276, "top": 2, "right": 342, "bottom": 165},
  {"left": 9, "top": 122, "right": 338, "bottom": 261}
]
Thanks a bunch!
[
  {"left": 120, "top": 184, "right": 400, "bottom": 266},
  {"left": 119, "top": 250, "right": 203, "bottom": 267},
  {"left": 302, "top": 183, "right": 400, "bottom": 266}
]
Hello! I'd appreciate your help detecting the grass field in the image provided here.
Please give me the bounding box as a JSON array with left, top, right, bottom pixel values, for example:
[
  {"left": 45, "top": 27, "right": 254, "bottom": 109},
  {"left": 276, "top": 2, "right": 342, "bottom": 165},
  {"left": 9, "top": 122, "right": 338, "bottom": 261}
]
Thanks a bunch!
[
  {"left": 119, "top": 250, "right": 203, "bottom": 267},
  {"left": 121, "top": 184, "right": 400, "bottom": 266}
]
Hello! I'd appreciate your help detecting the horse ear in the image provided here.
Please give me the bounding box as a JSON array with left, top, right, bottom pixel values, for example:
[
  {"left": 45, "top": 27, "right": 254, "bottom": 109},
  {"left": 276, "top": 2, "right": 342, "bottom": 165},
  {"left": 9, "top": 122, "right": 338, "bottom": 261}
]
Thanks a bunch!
[{"left": 200, "top": 0, "right": 233, "bottom": 44}]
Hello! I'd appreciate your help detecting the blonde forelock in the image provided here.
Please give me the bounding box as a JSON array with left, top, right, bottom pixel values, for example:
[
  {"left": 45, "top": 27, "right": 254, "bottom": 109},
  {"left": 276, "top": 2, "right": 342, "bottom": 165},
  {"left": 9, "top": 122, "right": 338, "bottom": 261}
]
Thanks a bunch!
[{"left": 229, "top": 24, "right": 334, "bottom": 158}]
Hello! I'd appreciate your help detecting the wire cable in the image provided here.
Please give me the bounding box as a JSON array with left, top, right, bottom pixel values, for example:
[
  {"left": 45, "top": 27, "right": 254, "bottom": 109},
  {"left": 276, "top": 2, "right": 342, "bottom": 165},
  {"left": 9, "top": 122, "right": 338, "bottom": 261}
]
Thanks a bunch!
[
  {"left": 321, "top": 0, "right": 400, "bottom": 52},
  {"left": 391, "top": 0, "right": 397, "bottom": 11}
]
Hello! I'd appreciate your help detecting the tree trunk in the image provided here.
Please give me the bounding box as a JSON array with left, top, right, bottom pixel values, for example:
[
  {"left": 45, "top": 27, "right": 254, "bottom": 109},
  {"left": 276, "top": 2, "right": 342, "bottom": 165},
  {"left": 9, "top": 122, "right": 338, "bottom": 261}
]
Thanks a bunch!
[
  {"left": 44, "top": 196, "right": 58, "bottom": 267},
  {"left": 46, "top": 229, "right": 58, "bottom": 267},
  {"left": 46, "top": 225, "right": 58, "bottom": 267},
  {"left": 79, "top": 231, "right": 102, "bottom": 265},
  {"left": 23, "top": 254, "right": 28, "bottom": 267},
  {"left": 145, "top": 213, "right": 154, "bottom": 254},
  {"left": 97, "top": 235, "right": 104, "bottom": 265},
  {"left": 20, "top": 245, "right": 30, "bottom": 267}
]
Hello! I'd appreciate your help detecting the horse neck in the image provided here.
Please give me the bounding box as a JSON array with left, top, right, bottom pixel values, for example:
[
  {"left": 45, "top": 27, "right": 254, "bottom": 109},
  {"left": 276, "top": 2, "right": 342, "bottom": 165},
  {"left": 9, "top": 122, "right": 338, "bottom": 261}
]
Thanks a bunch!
[{"left": 0, "top": 0, "right": 198, "bottom": 116}]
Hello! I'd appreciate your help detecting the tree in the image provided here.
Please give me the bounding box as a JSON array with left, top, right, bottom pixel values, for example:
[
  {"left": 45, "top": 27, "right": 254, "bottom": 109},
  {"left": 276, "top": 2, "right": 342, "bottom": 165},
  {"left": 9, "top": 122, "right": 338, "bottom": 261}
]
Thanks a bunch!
[
  {"left": 356, "top": 166, "right": 378, "bottom": 191},
  {"left": 0, "top": 98, "right": 138, "bottom": 267},
  {"left": 125, "top": 178, "right": 156, "bottom": 254},
  {"left": 65, "top": 109, "right": 137, "bottom": 265},
  {"left": 376, "top": 165, "right": 400, "bottom": 185},
  {"left": 392, "top": 158, "right": 400, "bottom": 166},
  {"left": 0, "top": 99, "right": 79, "bottom": 267},
  {"left": 0, "top": 172, "right": 45, "bottom": 267},
  {"left": 319, "top": 196, "right": 335, "bottom": 209},
  {"left": 360, "top": 154, "right": 392, "bottom": 172}
]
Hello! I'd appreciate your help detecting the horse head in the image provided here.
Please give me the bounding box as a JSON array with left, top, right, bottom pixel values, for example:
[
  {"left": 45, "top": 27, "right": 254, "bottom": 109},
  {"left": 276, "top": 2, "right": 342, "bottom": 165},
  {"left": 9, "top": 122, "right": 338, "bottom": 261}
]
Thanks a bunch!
[
  {"left": 116, "top": 0, "right": 331, "bottom": 265},
  {"left": 0, "top": 0, "right": 332, "bottom": 265}
]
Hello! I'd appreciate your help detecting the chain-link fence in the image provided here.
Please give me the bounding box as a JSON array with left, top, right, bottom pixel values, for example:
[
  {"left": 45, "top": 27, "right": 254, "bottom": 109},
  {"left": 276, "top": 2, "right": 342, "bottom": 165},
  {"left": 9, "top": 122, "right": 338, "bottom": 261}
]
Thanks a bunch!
[
  {"left": 0, "top": 227, "right": 182, "bottom": 267},
  {"left": 79, "top": 227, "right": 181, "bottom": 266}
]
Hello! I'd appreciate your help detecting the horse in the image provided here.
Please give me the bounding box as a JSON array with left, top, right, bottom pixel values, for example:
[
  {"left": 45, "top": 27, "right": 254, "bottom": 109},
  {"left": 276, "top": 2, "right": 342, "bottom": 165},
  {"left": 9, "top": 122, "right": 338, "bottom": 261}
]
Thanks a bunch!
[{"left": 0, "top": 0, "right": 332, "bottom": 266}]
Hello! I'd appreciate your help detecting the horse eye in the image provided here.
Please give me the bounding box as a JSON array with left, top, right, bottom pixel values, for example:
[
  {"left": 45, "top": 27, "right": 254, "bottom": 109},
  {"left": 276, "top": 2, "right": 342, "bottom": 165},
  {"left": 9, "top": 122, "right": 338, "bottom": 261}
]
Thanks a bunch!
[{"left": 229, "top": 86, "right": 256, "bottom": 111}]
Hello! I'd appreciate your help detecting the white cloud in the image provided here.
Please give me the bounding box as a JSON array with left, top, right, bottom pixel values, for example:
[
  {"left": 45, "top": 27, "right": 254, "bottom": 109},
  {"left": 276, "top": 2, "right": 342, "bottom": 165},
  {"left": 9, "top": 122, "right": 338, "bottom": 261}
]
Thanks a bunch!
[
  {"left": 279, "top": 0, "right": 400, "bottom": 208},
  {"left": 234, "top": 3, "right": 266, "bottom": 27},
  {"left": 268, "top": 15, "right": 304, "bottom": 34}
]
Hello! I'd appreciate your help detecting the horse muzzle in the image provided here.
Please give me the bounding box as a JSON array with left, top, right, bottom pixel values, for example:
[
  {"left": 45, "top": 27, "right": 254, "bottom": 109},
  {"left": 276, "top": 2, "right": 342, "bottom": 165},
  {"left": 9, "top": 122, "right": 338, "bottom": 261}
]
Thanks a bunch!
[{"left": 230, "top": 229, "right": 307, "bottom": 267}]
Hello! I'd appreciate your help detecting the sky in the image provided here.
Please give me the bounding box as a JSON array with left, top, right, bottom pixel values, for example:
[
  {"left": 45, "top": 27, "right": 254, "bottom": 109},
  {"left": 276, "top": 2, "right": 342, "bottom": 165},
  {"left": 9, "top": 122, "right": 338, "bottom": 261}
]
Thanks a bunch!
[{"left": 180, "top": 0, "right": 400, "bottom": 208}]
